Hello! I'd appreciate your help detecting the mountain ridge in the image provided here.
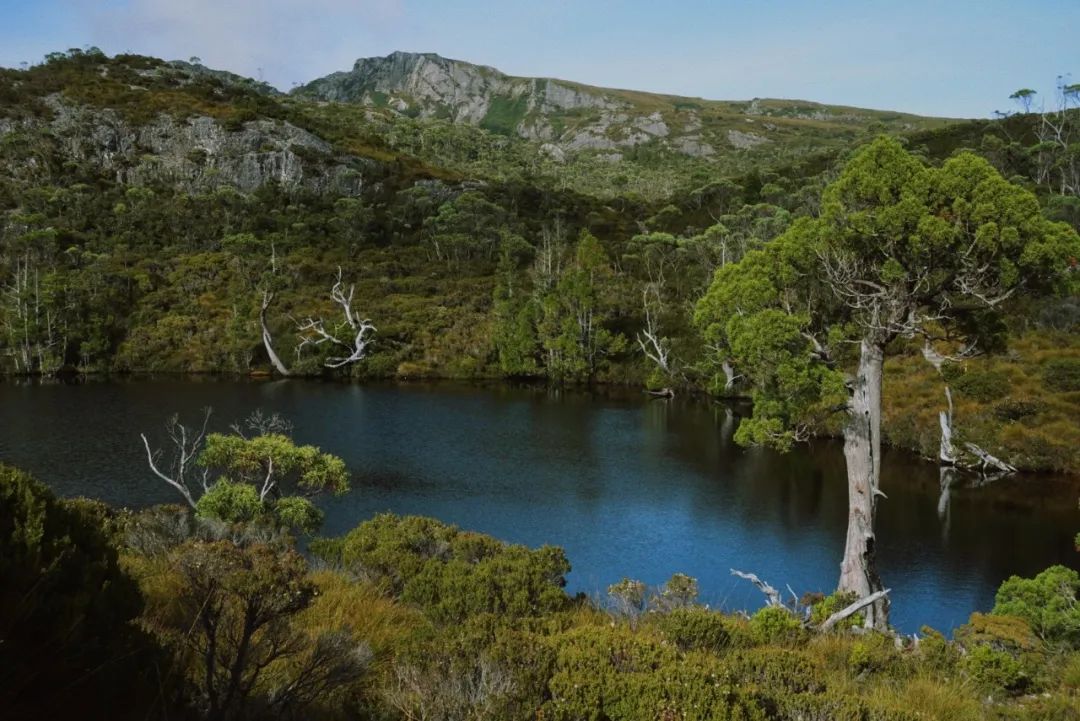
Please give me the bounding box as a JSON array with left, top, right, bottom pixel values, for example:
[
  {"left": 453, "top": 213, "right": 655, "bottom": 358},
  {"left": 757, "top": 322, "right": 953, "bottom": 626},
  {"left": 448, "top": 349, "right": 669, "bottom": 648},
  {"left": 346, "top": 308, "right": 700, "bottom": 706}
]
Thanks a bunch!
[{"left": 292, "top": 51, "right": 959, "bottom": 159}]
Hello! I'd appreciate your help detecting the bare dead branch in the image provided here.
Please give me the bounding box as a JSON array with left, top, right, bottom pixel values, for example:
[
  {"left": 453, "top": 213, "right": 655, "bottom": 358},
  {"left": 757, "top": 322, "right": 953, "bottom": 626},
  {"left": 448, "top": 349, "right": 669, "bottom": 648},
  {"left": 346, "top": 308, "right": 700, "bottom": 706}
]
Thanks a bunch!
[
  {"left": 819, "top": 589, "right": 892, "bottom": 631},
  {"left": 731, "top": 569, "right": 784, "bottom": 607}
]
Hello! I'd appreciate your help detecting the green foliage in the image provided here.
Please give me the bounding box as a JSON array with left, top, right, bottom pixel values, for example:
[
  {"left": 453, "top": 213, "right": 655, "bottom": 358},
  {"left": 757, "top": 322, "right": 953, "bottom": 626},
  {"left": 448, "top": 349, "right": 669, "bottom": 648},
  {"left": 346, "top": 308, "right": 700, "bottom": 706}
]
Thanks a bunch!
[
  {"left": 0, "top": 464, "right": 146, "bottom": 709},
  {"left": 655, "top": 607, "right": 732, "bottom": 653},
  {"left": 200, "top": 432, "right": 350, "bottom": 496},
  {"left": 322, "top": 513, "right": 571, "bottom": 623},
  {"left": 848, "top": 633, "right": 902, "bottom": 676},
  {"left": 993, "top": 566, "right": 1080, "bottom": 648},
  {"left": 543, "top": 625, "right": 764, "bottom": 721},
  {"left": 1043, "top": 357, "right": 1080, "bottom": 392},
  {"left": 652, "top": 572, "right": 700, "bottom": 610},
  {"left": 962, "top": 645, "right": 1028, "bottom": 695},
  {"left": 950, "top": 369, "right": 1012, "bottom": 402},
  {"left": 809, "top": 591, "right": 861, "bottom": 629},
  {"left": 749, "top": 606, "right": 805, "bottom": 645},
  {"left": 272, "top": 496, "right": 324, "bottom": 535},
  {"left": 195, "top": 479, "right": 262, "bottom": 524}
]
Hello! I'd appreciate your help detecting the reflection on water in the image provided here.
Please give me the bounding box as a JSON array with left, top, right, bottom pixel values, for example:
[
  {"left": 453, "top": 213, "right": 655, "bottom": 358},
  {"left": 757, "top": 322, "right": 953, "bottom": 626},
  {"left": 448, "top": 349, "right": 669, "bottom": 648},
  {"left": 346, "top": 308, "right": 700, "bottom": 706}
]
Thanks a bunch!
[{"left": 1, "top": 377, "right": 1078, "bottom": 633}]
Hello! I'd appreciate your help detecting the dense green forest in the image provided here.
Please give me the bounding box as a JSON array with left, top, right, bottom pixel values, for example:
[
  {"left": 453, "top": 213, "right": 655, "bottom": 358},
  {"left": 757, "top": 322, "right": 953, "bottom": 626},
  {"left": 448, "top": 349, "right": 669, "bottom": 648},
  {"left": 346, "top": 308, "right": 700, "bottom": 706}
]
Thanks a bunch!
[{"left": 1, "top": 49, "right": 1078, "bottom": 473}]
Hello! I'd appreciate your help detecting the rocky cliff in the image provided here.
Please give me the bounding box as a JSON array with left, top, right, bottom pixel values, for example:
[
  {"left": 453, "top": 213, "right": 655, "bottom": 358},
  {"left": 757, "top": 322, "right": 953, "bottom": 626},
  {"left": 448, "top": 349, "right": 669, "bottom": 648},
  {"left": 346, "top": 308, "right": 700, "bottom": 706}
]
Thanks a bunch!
[{"left": 294, "top": 51, "right": 953, "bottom": 160}]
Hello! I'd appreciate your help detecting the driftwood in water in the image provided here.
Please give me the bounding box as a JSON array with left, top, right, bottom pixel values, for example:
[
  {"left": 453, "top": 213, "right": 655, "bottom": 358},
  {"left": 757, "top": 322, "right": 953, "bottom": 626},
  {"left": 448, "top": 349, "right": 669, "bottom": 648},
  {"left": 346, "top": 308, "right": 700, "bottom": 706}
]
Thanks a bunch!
[
  {"left": 647, "top": 388, "right": 675, "bottom": 399},
  {"left": 963, "top": 442, "right": 1017, "bottom": 474}
]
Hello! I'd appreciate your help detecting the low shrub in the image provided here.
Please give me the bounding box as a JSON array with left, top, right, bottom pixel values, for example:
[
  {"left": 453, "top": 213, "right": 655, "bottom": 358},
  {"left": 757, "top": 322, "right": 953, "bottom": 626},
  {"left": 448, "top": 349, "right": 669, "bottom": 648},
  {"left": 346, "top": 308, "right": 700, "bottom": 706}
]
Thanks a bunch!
[
  {"left": 1043, "top": 357, "right": 1080, "bottom": 392},
  {"left": 849, "top": 632, "right": 906, "bottom": 678},
  {"left": 543, "top": 625, "right": 763, "bottom": 721},
  {"left": 950, "top": 369, "right": 1012, "bottom": 402},
  {"left": 749, "top": 606, "right": 805, "bottom": 645},
  {"left": 655, "top": 607, "right": 732, "bottom": 654},
  {"left": 322, "top": 513, "right": 571, "bottom": 623},
  {"left": 962, "top": 645, "right": 1028, "bottom": 695}
]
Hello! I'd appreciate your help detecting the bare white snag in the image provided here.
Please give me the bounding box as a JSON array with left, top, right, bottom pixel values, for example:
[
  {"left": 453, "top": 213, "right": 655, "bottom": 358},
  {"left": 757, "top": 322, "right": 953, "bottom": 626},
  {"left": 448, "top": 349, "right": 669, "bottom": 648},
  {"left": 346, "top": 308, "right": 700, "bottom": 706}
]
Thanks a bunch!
[
  {"left": 261, "top": 289, "right": 292, "bottom": 376},
  {"left": 731, "top": 569, "right": 784, "bottom": 608},
  {"left": 636, "top": 285, "right": 672, "bottom": 374},
  {"left": 140, "top": 408, "right": 213, "bottom": 509},
  {"left": 296, "top": 267, "right": 376, "bottom": 368}
]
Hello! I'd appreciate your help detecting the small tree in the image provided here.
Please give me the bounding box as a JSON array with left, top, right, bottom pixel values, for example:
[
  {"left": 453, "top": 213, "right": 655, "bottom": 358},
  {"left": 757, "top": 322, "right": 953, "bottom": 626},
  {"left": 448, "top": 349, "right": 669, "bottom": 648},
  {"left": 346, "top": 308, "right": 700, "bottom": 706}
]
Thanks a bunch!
[
  {"left": 696, "top": 137, "right": 1080, "bottom": 629},
  {"left": 141, "top": 410, "right": 349, "bottom": 534}
]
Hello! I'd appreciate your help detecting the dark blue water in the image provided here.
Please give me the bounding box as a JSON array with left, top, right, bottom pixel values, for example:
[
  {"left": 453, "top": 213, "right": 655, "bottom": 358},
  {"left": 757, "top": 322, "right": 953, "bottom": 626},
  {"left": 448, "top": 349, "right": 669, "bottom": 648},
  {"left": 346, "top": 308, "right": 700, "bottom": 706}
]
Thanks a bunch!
[{"left": 2, "top": 377, "right": 1077, "bottom": 634}]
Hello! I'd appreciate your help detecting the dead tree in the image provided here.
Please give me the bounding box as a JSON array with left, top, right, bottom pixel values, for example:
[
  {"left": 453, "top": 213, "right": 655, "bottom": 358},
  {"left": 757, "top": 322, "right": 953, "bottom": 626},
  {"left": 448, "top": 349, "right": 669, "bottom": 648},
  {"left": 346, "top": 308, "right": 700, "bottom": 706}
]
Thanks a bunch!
[
  {"left": 296, "top": 267, "right": 376, "bottom": 369},
  {"left": 637, "top": 284, "right": 672, "bottom": 377},
  {"left": 261, "top": 289, "right": 292, "bottom": 377},
  {"left": 140, "top": 408, "right": 213, "bottom": 509}
]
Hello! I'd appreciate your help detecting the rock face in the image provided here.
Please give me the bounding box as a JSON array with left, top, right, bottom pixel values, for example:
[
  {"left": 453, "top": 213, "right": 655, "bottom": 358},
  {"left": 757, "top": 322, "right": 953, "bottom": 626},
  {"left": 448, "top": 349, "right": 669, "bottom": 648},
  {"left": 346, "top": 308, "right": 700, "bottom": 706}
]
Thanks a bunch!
[
  {"left": 294, "top": 52, "right": 711, "bottom": 158},
  {"left": 2, "top": 96, "right": 371, "bottom": 195}
]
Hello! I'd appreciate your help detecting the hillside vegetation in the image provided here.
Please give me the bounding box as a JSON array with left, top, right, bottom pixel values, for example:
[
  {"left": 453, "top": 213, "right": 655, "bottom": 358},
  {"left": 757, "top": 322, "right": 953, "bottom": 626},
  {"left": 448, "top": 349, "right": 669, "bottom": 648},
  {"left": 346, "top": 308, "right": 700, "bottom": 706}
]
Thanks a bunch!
[
  {"left": 1, "top": 48, "right": 1078, "bottom": 473},
  {"left": 5, "top": 463, "right": 1080, "bottom": 720}
]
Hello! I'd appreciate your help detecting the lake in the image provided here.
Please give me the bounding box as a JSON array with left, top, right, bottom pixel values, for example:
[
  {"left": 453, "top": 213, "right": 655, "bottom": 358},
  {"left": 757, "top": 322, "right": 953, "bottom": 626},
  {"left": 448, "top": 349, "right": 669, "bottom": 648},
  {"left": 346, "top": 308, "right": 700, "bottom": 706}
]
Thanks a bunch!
[{"left": 2, "top": 377, "right": 1077, "bottom": 634}]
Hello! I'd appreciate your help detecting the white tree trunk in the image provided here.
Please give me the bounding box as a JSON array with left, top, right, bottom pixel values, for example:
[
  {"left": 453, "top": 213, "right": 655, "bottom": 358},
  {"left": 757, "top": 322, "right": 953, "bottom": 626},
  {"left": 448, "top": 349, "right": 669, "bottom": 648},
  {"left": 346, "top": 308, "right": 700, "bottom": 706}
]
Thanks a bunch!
[
  {"left": 939, "top": 386, "right": 956, "bottom": 464},
  {"left": 722, "top": 360, "right": 737, "bottom": 392},
  {"left": 838, "top": 340, "right": 889, "bottom": 630},
  {"left": 260, "top": 290, "right": 290, "bottom": 377}
]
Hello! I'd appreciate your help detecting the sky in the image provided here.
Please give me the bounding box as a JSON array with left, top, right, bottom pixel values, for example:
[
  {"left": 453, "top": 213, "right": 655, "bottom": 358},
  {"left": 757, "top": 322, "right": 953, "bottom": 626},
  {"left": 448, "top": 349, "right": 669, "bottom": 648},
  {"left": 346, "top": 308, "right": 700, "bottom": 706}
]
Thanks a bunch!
[{"left": 0, "top": 0, "right": 1077, "bottom": 118}]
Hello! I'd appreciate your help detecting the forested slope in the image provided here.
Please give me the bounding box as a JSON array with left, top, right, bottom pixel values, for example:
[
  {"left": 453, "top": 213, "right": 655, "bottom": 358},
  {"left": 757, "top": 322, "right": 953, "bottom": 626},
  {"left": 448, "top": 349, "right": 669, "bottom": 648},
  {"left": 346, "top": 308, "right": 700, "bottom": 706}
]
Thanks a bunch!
[{"left": 1, "top": 48, "right": 1077, "bottom": 471}]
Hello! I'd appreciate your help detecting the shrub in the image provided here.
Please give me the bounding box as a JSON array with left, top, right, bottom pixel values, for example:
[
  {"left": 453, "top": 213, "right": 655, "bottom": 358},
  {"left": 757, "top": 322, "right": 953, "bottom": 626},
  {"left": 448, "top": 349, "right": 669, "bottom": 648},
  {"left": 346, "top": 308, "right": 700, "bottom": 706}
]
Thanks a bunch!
[
  {"left": 608, "top": 577, "right": 647, "bottom": 618},
  {"left": 915, "top": 626, "right": 961, "bottom": 671},
  {"left": 543, "top": 625, "right": 763, "bottom": 721},
  {"left": 0, "top": 464, "right": 147, "bottom": 710},
  {"left": 655, "top": 607, "right": 732, "bottom": 654},
  {"left": 992, "top": 566, "right": 1080, "bottom": 648},
  {"left": 848, "top": 632, "right": 902, "bottom": 676},
  {"left": 326, "top": 514, "right": 571, "bottom": 623},
  {"left": 749, "top": 606, "right": 805, "bottom": 645},
  {"left": 1043, "top": 358, "right": 1080, "bottom": 392},
  {"left": 809, "top": 590, "right": 861, "bottom": 629},
  {"left": 950, "top": 369, "right": 1012, "bottom": 402},
  {"left": 652, "top": 572, "right": 700, "bottom": 611},
  {"left": 962, "top": 645, "right": 1028, "bottom": 695},
  {"left": 992, "top": 397, "right": 1044, "bottom": 420},
  {"left": 724, "top": 648, "right": 826, "bottom": 695}
]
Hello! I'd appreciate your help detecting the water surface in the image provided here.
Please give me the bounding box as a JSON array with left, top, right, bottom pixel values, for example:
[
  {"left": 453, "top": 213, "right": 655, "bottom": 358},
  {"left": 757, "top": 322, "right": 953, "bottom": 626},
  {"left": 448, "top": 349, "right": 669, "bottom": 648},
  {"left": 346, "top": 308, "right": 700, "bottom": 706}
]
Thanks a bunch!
[{"left": 2, "top": 377, "right": 1077, "bottom": 633}]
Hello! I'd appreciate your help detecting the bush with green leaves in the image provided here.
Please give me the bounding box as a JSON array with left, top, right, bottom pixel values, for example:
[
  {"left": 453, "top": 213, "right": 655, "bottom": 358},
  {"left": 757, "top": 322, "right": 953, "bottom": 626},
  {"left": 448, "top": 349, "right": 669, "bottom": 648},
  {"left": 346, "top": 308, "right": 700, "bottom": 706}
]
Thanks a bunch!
[
  {"left": 655, "top": 607, "right": 732, "bottom": 653},
  {"left": 809, "top": 590, "right": 861, "bottom": 630},
  {"left": 962, "top": 645, "right": 1029, "bottom": 696},
  {"left": 0, "top": 464, "right": 148, "bottom": 711},
  {"left": 749, "top": 606, "right": 805, "bottom": 645},
  {"left": 319, "top": 513, "right": 571, "bottom": 623},
  {"left": 848, "top": 632, "right": 903, "bottom": 676},
  {"left": 992, "top": 566, "right": 1080, "bottom": 648},
  {"left": 543, "top": 625, "right": 764, "bottom": 721}
]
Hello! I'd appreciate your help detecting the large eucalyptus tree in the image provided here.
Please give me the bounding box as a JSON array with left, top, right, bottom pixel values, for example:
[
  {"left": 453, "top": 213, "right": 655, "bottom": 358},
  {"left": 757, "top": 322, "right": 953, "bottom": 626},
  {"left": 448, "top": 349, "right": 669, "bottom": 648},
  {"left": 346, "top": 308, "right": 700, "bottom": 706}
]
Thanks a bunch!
[{"left": 696, "top": 137, "right": 1079, "bottom": 629}]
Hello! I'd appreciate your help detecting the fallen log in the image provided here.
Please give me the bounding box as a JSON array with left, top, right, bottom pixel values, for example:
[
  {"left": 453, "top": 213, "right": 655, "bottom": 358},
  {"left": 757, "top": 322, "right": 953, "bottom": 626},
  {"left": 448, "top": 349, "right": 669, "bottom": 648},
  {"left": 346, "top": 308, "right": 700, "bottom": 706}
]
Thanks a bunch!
[{"left": 819, "top": 589, "right": 891, "bottom": 631}]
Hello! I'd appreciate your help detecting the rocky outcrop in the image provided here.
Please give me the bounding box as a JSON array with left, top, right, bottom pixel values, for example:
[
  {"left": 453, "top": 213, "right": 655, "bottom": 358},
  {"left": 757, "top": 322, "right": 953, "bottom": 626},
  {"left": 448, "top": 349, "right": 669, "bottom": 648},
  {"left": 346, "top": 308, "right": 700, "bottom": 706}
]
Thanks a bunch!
[
  {"left": 294, "top": 52, "right": 692, "bottom": 157},
  {"left": 4, "top": 96, "right": 371, "bottom": 195}
]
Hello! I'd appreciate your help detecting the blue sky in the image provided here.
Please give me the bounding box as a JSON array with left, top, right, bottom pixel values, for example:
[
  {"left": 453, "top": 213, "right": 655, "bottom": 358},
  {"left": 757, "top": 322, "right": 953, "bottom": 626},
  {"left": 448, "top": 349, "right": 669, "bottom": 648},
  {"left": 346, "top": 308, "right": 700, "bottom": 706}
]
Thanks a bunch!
[{"left": 1, "top": 0, "right": 1077, "bottom": 118}]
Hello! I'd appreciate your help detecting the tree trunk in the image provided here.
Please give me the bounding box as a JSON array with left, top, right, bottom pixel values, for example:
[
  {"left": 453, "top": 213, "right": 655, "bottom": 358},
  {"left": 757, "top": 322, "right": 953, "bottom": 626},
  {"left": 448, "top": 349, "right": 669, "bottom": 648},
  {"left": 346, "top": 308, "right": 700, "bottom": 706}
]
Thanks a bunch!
[
  {"left": 838, "top": 340, "right": 889, "bottom": 630},
  {"left": 260, "top": 291, "right": 290, "bottom": 377}
]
